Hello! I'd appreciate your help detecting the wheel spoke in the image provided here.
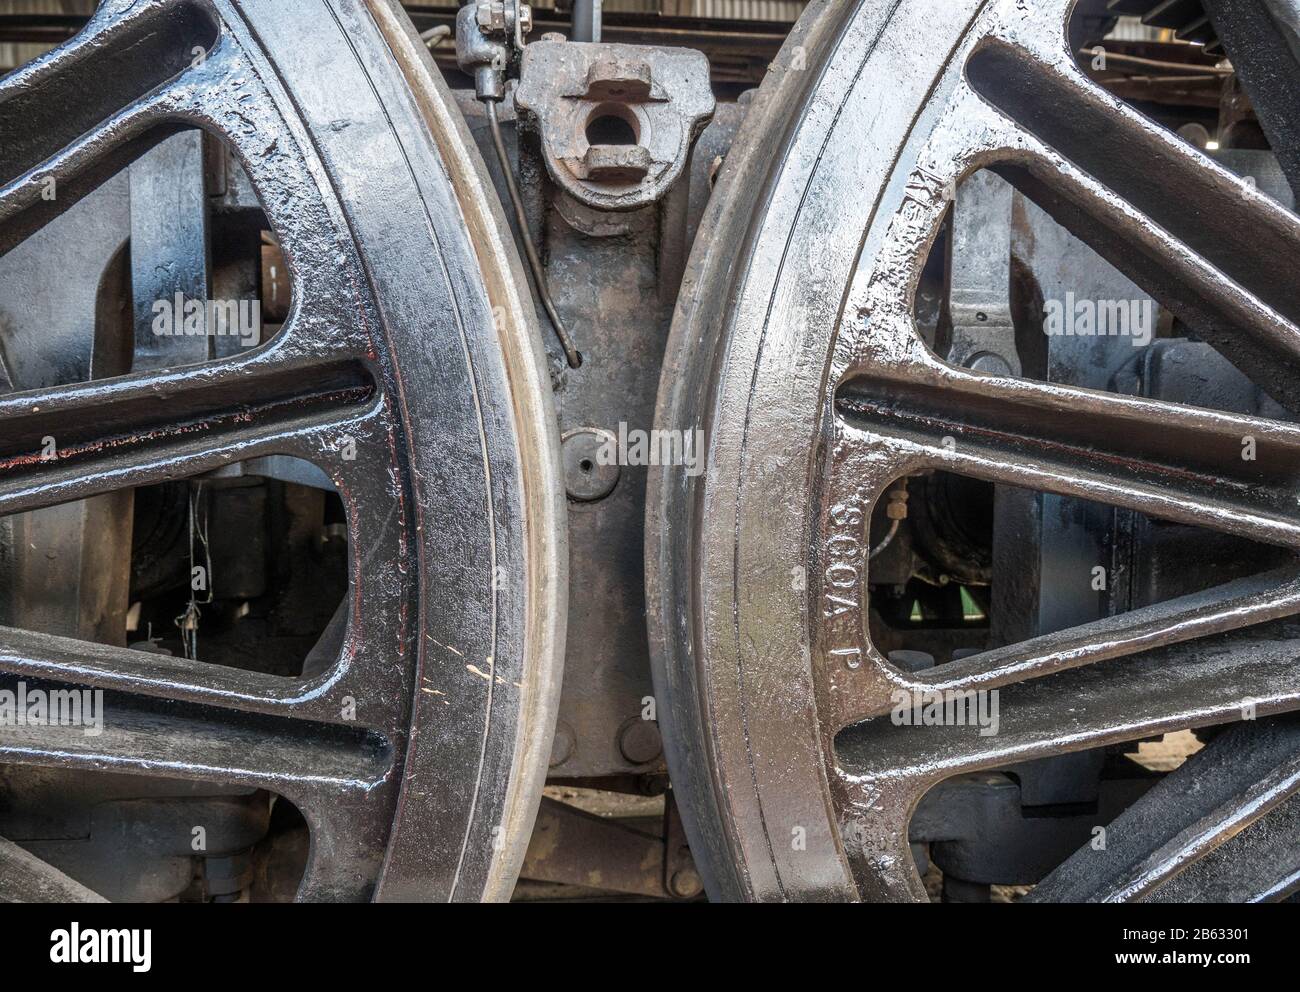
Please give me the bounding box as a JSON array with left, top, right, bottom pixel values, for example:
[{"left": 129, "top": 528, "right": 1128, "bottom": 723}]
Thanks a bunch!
[
  {"left": 0, "top": 0, "right": 220, "bottom": 255},
  {"left": 0, "top": 356, "right": 374, "bottom": 516},
  {"left": 838, "top": 623, "right": 1300, "bottom": 787},
  {"left": 0, "top": 690, "right": 389, "bottom": 796},
  {"left": 925, "top": 567, "right": 1300, "bottom": 692},
  {"left": 0, "top": 834, "right": 107, "bottom": 903},
  {"left": 0, "top": 684, "right": 396, "bottom": 901},
  {"left": 1147, "top": 796, "right": 1300, "bottom": 902},
  {"left": 836, "top": 366, "right": 1300, "bottom": 548},
  {"left": 1203, "top": 0, "right": 1300, "bottom": 197},
  {"left": 0, "top": 621, "right": 400, "bottom": 728},
  {"left": 833, "top": 634, "right": 1300, "bottom": 900},
  {"left": 1105, "top": 757, "right": 1300, "bottom": 902},
  {"left": 1029, "top": 716, "right": 1300, "bottom": 902},
  {"left": 964, "top": 35, "right": 1300, "bottom": 408},
  {"left": 826, "top": 566, "right": 1300, "bottom": 731}
]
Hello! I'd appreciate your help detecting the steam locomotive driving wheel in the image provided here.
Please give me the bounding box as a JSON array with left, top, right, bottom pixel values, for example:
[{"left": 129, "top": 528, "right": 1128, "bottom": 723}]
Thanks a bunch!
[
  {"left": 0, "top": 0, "right": 564, "bottom": 902},
  {"left": 649, "top": 0, "right": 1300, "bottom": 902}
]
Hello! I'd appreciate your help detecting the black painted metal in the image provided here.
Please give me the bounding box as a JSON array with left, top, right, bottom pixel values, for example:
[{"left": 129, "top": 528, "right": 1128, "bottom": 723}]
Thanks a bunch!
[
  {"left": 649, "top": 0, "right": 1300, "bottom": 902},
  {"left": 0, "top": 0, "right": 564, "bottom": 902},
  {"left": 1030, "top": 715, "right": 1300, "bottom": 902},
  {"left": 1204, "top": 0, "right": 1300, "bottom": 197}
]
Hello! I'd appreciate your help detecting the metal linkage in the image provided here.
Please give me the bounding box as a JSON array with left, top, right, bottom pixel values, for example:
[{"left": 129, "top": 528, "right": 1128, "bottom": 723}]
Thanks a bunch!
[
  {"left": 486, "top": 99, "right": 583, "bottom": 368},
  {"left": 457, "top": 0, "right": 582, "bottom": 368},
  {"left": 518, "top": 793, "right": 702, "bottom": 900}
]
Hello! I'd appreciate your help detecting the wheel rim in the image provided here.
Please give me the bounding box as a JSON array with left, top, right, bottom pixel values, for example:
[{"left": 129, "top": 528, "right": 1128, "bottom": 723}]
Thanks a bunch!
[
  {"left": 650, "top": 0, "right": 1300, "bottom": 902},
  {"left": 0, "top": 0, "right": 565, "bottom": 902}
]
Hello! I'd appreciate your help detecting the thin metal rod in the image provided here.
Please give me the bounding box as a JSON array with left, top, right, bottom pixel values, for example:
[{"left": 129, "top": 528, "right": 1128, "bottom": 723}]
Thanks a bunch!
[
  {"left": 868, "top": 519, "right": 900, "bottom": 560},
  {"left": 486, "top": 100, "right": 582, "bottom": 369},
  {"left": 1079, "top": 49, "right": 1232, "bottom": 75},
  {"left": 421, "top": 24, "right": 451, "bottom": 49},
  {"left": 572, "top": 0, "right": 601, "bottom": 43}
]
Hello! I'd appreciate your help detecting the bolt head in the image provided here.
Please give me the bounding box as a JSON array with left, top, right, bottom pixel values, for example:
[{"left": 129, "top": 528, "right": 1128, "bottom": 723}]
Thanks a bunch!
[
  {"left": 619, "top": 718, "right": 663, "bottom": 765},
  {"left": 669, "top": 867, "right": 703, "bottom": 899},
  {"left": 477, "top": 1, "right": 506, "bottom": 32}
]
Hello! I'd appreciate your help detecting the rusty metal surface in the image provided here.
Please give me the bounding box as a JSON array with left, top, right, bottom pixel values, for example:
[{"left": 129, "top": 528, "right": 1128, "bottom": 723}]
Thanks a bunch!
[
  {"left": 515, "top": 40, "right": 714, "bottom": 211},
  {"left": 520, "top": 796, "right": 668, "bottom": 897},
  {"left": 456, "top": 34, "right": 731, "bottom": 781},
  {"left": 649, "top": 0, "right": 1300, "bottom": 902},
  {"left": 518, "top": 791, "right": 701, "bottom": 898},
  {"left": 0, "top": 0, "right": 565, "bottom": 902}
]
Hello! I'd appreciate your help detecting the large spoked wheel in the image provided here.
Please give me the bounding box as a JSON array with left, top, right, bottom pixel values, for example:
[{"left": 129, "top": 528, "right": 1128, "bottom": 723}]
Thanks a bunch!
[
  {"left": 0, "top": 0, "right": 564, "bottom": 901},
  {"left": 649, "top": 0, "right": 1300, "bottom": 901}
]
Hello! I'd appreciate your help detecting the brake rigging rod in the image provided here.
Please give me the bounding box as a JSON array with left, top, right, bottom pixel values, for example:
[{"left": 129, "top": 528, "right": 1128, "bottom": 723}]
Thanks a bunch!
[
  {"left": 486, "top": 99, "right": 583, "bottom": 369},
  {"left": 456, "top": 0, "right": 582, "bottom": 369}
]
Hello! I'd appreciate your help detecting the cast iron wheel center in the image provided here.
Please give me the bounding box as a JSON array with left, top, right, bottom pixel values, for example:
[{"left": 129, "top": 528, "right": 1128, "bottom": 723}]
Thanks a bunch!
[
  {"left": 649, "top": 0, "right": 1300, "bottom": 902},
  {"left": 0, "top": 0, "right": 565, "bottom": 902}
]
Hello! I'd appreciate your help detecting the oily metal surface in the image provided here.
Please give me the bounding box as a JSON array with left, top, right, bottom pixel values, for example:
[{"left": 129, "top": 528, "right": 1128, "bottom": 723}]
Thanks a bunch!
[
  {"left": 1028, "top": 714, "right": 1300, "bottom": 902},
  {"left": 0, "top": 0, "right": 564, "bottom": 901},
  {"left": 0, "top": 834, "right": 106, "bottom": 903},
  {"left": 649, "top": 0, "right": 1300, "bottom": 901}
]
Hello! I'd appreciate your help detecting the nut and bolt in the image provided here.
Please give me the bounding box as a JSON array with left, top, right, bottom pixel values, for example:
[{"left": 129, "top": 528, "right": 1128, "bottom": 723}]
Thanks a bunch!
[
  {"left": 885, "top": 479, "right": 910, "bottom": 521},
  {"left": 476, "top": 1, "right": 532, "bottom": 37}
]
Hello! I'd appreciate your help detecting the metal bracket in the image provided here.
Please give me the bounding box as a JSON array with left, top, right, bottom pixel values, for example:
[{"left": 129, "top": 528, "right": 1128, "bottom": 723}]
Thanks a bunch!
[
  {"left": 455, "top": 0, "right": 534, "bottom": 100},
  {"left": 947, "top": 170, "right": 1020, "bottom": 376},
  {"left": 515, "top": 40, "right": 714, "bottom": 212},
  {"left": 519, "top": 795, "right": 701, "bottom": 899}
]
